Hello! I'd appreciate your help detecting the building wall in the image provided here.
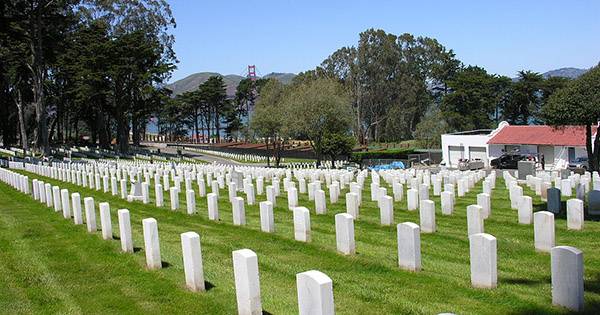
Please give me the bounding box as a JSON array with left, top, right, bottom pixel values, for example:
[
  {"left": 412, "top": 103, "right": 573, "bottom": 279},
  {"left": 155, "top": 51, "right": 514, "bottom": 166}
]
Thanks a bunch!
[{"left": 441, "top": 134, "right": 490, "bottom": 167}]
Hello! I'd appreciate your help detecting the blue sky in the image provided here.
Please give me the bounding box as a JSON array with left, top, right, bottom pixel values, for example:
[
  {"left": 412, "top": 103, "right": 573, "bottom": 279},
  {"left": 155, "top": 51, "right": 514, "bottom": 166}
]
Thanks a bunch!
[{"left": 167, "top": 0, "right": 600, "bottom": 82}]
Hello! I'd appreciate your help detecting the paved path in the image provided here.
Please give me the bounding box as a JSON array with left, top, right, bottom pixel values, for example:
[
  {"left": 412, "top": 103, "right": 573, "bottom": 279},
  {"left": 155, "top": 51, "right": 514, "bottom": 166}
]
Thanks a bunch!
[{"left": 143, "top": 143, "right": 266, "bottom": 166}]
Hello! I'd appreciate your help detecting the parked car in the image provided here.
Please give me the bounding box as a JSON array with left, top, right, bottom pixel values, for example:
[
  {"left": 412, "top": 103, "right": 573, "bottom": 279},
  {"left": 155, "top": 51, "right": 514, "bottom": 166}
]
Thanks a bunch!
[
  {"left": 568, "top": 157, "right": 589, "bottom": 170},
  {"left": 490, "top": 154, "right": 528, "bottom": 169}
]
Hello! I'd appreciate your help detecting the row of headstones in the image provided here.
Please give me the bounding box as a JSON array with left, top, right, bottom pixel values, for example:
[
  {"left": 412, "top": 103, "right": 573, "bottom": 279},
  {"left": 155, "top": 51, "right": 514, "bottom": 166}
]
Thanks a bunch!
[
  {"left": 507, "top": 181, "right": 586, "bottom": 230},
  {"left": 0, "top": 169, "right": 337, "bottom": 315},
  {"left": 0, "top": 168, "right": 586, "bottom": 312},
  {"left": 24, "top": 161, "right": 570, "bottom": 269},
  {"left": 28, "top": 161, "right": 356, "bottom": 202},
  {"left": 521, "top": 170, "right": 600, "bottom": 214},
  {"left": 26, "top": 159, "right": 501, "bottom": 240},
  {"left": 52, "top": 158, "right": 353, "bottom": 187}
]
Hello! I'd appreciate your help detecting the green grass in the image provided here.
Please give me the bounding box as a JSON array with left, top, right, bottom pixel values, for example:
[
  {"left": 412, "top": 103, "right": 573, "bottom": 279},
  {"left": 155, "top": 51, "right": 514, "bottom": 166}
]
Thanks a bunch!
[{"left": 2, "top": 170, "right": 600, "bottom": 314}]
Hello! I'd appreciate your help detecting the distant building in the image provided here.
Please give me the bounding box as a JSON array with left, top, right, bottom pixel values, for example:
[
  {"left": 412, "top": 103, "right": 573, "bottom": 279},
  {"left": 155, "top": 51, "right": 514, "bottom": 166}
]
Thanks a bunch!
[{"left": 441, "top": 121, "right": 594, "bottom": 170}]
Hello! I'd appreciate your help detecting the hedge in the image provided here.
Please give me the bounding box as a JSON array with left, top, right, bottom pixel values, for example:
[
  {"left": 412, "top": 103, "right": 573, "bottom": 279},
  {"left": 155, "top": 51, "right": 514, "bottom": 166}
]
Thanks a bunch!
[{"left": 350, "top": 148, "right": 416, "bottom": 162}]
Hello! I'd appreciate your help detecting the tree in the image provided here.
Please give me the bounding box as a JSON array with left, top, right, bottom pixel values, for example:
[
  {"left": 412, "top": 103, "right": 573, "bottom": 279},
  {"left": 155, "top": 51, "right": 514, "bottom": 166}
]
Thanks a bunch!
[
  {"left": 441, "top": 66, "right": 511, "bottom": 131},
  {"left": 283, "top": 78, "right": 353, "bottom": 166},
  {"left": 414, "top": 106, "right": 450, "bottom": 148},
  {"left": 319, "top": 29, "right": 460, "bottom": 145},
  {"left": 198, "top": 76, "right": 229, "bottom": 143},
  {"left": 321, "top": 133, "right": 356, "bottom": 167},
  {"left": 502, "top": 71, "right": 544, "bottom": 124},
  {"left": 3, "top": 0, "right": 77, "bottom": 154},
  {"left": 542, "top": 65, "right": 600, "bottom": 172},
  {"left": 250, "top": 79, "right": 287, "bottom": 167}
]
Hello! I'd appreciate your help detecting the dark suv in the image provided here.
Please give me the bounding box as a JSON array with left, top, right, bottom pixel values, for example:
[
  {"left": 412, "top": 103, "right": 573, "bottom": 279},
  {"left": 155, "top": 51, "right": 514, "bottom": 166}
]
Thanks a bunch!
[{"left": 490, "top": 154, "right": 528, "bottom": 169}]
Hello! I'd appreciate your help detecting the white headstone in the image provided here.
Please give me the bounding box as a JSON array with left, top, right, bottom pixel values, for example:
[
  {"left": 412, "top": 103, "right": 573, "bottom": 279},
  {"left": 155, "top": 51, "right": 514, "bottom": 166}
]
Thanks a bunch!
[
  {"left": 99, "top": 202, "right": 112, "bottom": 240},
  {"left": 288, "top": 187, "right": 298, "bottom": 210},
  {"left": 518, "top": 196, "right": 533, "bottom": 224},
  {"left": 232, "top": 249, "right": 262, "bottom": 315},
  {"left": 293, "top": 207, "right": 311, "bottom": 242},
  {"left": 84, "top": 197, "right": 97, "bottom": 232},
  {"left": 181, "top": 231, "right": 205, "bottom": 292},
  {"left": 566, "top": 199, "right": 584, "bottom": 230},
  {"left": 551, "top": 246, "right": 584, "bottom": 311},
  {"left": 155, "top": 184, "right": 164, "bottom": 207},
  {"left": 233, "top": 196, "right": 246, "bottom": 226},
  {"left": 441, "top": 191, "right": 454, "bottom": 215},
  {"left": 118, "top": 209, "right": 133, "bottom": 253},
  {"left": 60, "top": 188, "right": 71, "bottom": 219},
  {"left": 469, "top": 233, "right": 497, "bottom": 289},
  {"left": 52, "top": 186, "right": 61, "bottom": 212},
  {"left": 266, "top": 185, "right": 276, "bottom": 207},
  {"left": 467, "top": 205, "right": 484, "bottom": 236},
  {"left": 170, "top": 187, "right": 180, "bottom": 210},
  {"left": 419, "top": 200, "right": 436, "bottom": 233},
  {"left": 296, "top": 270, "right": 335, "bottom": 315},
  {"left": 335, "top": 213, "right": 355, "bottom": 255},
  {"left": 407, "top": 189, "right": 419, "bottom": 211},
  {"left": 345, "top": 192, "right": 359, "bottom": 218},
  {"left": 186, "top": 189, "right": 196, "bottom": 214},
  {"left": 71, "top": 193, "right": 83, "bottom": 225},
  {"left": 315, "top": 189, "right": 326, "bottom": 214},
  {"left": 207, "top": 193, "right": 219, "bottom": 220},
  {"left": 534, "top": 211, "right": 555, "bottom": 252},
  {"left": 142, "top": 218, "right": 162, "bottom": 270},
  {"left": 476, "top": 193, "right": 490, "bottom": 219},
  {"left": 379, "top": 195, "right": 394, "bottom": 226},
  {"left": 397, "top": 222, "right": 421, "bottom": 272},
  {"left": 259, "top": 201, "right": 274, "bottom": 233}
]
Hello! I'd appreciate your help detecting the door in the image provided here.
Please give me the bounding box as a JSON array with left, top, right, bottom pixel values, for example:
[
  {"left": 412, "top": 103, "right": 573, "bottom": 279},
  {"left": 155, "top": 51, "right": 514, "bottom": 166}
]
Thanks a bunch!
[
  {"left": 469, "top": 146, "right": 488, "bottom": 166},
  {"left": 568, "top": 147, "right": 576, "bottom": 163},
  {"left": 539, "top": 145, "right": 554, "bottom": 169},
  {"left": 448, "top": 146, "right": 463, "bottom": 167}
]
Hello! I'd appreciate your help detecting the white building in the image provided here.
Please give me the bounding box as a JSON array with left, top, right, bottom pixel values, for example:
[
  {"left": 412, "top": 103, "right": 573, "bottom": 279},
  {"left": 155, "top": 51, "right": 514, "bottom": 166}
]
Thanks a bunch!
[{"left": 441, "top": 121, "right": 592, "bottom": 169}]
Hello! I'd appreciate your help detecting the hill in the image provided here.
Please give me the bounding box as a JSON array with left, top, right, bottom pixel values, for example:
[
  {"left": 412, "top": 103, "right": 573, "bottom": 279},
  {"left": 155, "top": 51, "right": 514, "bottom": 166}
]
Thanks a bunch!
[
  {"left": 542, "top": 67, "right": 588, "bottom": 79},
  {"left": 167, "top": 72, "right": 296, "bottom": 96}
]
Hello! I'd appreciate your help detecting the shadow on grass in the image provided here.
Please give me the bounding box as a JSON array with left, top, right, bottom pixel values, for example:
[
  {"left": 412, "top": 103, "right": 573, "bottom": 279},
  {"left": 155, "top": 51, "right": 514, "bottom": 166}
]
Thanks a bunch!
[
  {"left": 584, "top": 272, "right": 600, "bottom": 295},
  {"left": 509, "top": 302, "right": 600, "bottom": 315},
  {"left": 262, "top": 311, "right": 274, "bottom": 315},
  {"left": 133, "top": 246, "right": 142, "bottom": 253},
  {"left": 162, "top": 261, "right": 172, "bottom": 268},
  {"left": 204, "top": 281, "right": 215, "bottom": 291},
  {"left": 501, "top": 277, "right": 546, "bottom": 286}
]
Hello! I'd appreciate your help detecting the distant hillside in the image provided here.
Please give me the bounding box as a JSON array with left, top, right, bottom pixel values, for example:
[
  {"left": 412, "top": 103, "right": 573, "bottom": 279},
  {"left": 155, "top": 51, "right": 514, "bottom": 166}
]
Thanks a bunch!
[
  {"left": 542, "top": 67, "right": 588, "bottom": 79},
  {"left": 167, "top": 72, "right": 245, "bottom": 97},
  {"left": 167, "top": 72, "right": 296, "bottom": 97},
  {"left": 263, "top": 72, "right": 296, "bottom": 85},
  {"left": 512, "top": 67, "right": 588, "bottom": 81}
]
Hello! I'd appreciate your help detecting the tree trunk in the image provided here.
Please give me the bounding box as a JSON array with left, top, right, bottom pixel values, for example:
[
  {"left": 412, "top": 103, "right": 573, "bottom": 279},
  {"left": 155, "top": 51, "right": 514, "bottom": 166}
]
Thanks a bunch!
[
  {"left": 14, "top": 90, "right": 29, "bottom": 151},
  {"left": 265, "top": 138, "right": 270, "bottom": 167},
  {"left": 31, "top": 6, "right": 49, "bottom": 155},
  {"left": 116, "top": 113, "right": 129, "bottom": 154},
  {"left": 194, "top": 110, "right": 199, "bottom": 144},
  {"left": 588, "top": 123, "right": 600, "bottom": 172},
  {"left": 215, "top": 114, "right": 220, "bottom": 143},
  {"left": 96, "top": 110, "right": 110, "bottom": 148}
]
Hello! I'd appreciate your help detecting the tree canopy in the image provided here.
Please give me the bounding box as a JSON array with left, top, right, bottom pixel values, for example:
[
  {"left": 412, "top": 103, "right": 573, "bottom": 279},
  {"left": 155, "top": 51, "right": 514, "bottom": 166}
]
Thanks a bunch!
[{"left": 542, "top": 64, "right": 600, "bottom": 171}]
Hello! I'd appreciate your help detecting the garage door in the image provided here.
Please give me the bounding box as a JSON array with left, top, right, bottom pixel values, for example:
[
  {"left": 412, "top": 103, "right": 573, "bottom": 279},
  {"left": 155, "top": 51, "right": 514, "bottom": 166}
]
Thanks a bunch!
[
  {"left": 469, "top": 146, "right": 488, "bottom": 166},
  {"left": 448, "top": 146, "right": 464, "bottom": 167}
]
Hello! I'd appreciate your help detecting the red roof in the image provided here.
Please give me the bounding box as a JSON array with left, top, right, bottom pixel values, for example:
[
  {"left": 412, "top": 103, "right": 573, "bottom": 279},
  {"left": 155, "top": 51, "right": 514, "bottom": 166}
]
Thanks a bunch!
[{"left": 487, "top": 125, "right": 587, "bottom": 146}]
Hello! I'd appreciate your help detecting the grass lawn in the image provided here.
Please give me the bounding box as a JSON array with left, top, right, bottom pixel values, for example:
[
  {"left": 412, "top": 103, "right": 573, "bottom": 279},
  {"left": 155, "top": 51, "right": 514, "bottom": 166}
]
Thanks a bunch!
[{"left": 2, "top": 170, "right": 600, "bottom": 314}]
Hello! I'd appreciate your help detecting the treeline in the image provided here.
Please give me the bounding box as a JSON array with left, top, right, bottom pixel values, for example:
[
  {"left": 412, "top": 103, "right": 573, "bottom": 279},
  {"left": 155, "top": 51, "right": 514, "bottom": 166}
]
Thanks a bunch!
[
  {"left": 308, "top": 29, "right": 571, "bottom": 148},
  {"left": 161, "top": 76, "right": 269, "bottom": 143},
  {"left": 0, "top": 0, "right": 175, "bottom": 154}
]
